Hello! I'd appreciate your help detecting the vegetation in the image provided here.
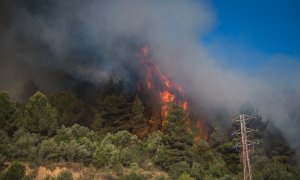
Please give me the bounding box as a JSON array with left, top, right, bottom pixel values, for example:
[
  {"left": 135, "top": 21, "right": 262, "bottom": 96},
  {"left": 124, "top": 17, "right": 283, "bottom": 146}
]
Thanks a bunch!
[
  {"left": 0, "top": 161, "right": 26, "bottom": 180},
  {"left": 0, "top": 82, "right": 299, "bottom": 179},
  {"left": 23, "top": 91, "right": 58, "bottom": 136},
  {"left": 55, "top": 170, "right": 73, "bottom": 180}
]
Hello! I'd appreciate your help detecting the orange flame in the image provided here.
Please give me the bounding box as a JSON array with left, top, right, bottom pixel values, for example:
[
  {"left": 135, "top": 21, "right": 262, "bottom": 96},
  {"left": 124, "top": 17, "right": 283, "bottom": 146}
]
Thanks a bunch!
[
  {"left": 138, "top": 46, "right": 188, "bottom": 129},
  {"left": 160, "top": 91, "right": 175, "bottom": 103}
]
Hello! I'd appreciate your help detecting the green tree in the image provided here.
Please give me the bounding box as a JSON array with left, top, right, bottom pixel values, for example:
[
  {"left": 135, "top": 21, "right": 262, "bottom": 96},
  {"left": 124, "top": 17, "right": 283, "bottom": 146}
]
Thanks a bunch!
[
  {"left": 23, "top": 91, "right": 58, "bottom": 136},
  {"left": 49, "top": 92, "right": 86, "bottom": 127},
  {"left": 216, "top": 141, "right": 240, "bottom": 174},
  {"left": 129, "top": 96, "right": 146, "bottom": 133},
  {"left": 154, "top": 104, "right": 193, "bottom": 171},
  {"left": 0, "top": 92, "right": 16, "bottom": 130},
  {"left": 0, "top": 130, "right": 9, "bottom": 170},
  {"left": 90, "top": 112, "right": 104, "bottom": 131},
  {"left": 98, "top": 94, "right": 132, "bottom": 131}
]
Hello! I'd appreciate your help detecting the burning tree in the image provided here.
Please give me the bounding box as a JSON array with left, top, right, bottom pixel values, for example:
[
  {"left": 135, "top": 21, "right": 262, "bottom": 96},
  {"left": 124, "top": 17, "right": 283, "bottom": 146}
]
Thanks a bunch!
[{"left": 136, "top": 46, "right": 188, "bottom": 129}]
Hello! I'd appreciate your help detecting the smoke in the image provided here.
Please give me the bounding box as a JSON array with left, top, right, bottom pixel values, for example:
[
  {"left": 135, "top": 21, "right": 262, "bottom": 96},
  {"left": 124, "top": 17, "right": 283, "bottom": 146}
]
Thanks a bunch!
[{"left": 0, "top": 0, "right": 299, "bottom": 156}]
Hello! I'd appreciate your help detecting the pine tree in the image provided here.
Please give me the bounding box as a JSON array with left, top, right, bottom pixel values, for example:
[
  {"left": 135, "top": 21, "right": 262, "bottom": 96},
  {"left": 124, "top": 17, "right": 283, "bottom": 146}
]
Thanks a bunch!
[
  {"left": 128, "top": 96, "right": 146, "bottom": 132},
  {"left": 49, "top": 92, "right": 86, "bottom": 127},
  {"left": 155, "top": 103, "right": 193, "bottom": 170},
  {"left": 98, "top": 94, "right": 132, "bottom": 131},
  {"left": 24, "top": 91, "right": 58, "bottom": 136},
  {"left": 163, "top": 103, "right": 193, "bottom": 148},
  {"left": 0, "top": 92, "right": 16, "bottom": 129}
]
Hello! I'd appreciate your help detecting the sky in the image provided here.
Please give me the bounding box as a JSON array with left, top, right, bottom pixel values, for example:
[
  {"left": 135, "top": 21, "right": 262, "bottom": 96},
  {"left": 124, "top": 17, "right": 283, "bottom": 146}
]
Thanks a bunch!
[{"left": 201, "top": 0, "right": 300, "bottom": 74}]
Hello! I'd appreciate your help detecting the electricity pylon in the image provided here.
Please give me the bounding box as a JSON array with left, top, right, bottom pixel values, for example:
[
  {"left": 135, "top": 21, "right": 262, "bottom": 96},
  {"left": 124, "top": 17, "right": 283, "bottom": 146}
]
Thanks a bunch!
[{"left": 232, "top": 114, "right": 259, "bottom": 180}]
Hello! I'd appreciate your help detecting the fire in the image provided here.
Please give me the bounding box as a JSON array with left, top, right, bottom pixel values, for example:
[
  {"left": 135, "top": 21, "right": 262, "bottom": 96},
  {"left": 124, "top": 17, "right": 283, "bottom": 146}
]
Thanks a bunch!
[
  {"left": 181, "top": 101, "right": 188, "bottom": 111},
  {"left": 160, "top": 91, "right": 175, "bottom": 103},
  {"left": 137, "top": 45, "right": 188, "bottom": 128}
]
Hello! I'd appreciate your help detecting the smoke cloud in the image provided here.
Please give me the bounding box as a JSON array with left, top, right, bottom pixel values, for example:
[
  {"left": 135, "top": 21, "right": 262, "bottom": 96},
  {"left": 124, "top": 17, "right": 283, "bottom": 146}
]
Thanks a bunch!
[{"left": 0, "top": 0, "right": 299, "bottom": 157}]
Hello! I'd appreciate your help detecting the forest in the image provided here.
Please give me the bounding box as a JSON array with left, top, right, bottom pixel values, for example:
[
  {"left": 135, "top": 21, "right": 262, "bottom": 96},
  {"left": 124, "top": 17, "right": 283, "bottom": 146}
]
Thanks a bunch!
[{"left": 0, "top": 79, "right": 299, "bottom": 180}]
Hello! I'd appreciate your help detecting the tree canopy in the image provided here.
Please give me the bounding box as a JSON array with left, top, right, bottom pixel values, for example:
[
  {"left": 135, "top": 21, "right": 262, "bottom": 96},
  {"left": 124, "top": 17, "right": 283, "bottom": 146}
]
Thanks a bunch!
[{"left": 23, "top": 91, "right": 58, "bottom": 136}]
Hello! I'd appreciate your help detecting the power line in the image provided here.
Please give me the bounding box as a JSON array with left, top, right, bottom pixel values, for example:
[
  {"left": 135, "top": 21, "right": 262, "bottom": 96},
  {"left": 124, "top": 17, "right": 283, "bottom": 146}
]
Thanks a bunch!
[{"left": 232, "top": 114, "right": 259, "bottom": 180}]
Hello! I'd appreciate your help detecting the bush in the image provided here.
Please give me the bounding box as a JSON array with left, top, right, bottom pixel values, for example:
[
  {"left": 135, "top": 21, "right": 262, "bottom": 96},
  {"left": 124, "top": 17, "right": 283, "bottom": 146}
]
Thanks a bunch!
[
  {"left": 119, "top": 147, "right": 141, "bottom": 167},
  {"left": 111, "top": 130, "right": 139, "bottom": 149},
  {"left": 93, "top": 143, "right": 120, "bottom": 168},
  {"left": 144, "top": 131, "right": 163, "bottom": 155},
  {"left": 58, "top": 140, "right": 90, "bottom": 163},
  {"left": 123, "top": 172, "right": 145, "bottom": 180},
  {"left": 1, "top": 161, "right": 26, "bottom": 180},
  {"left": 38, "top": 138, "right": 59, "bottom": 161},
  {"left": 190, "top": 162, "right": 204, "bottom": 179},
  {"left": 168, "top": 161, "right": 190, "bottom": 180},
  {"left": 114, "top": 163, "right": 124, "bottom": 177},
  {"left": 9, "top": 130, "right": 40, "bottom": 161},
  {"left": 155, "top": 176, "right": 166, "bottom": 180},
  {"left": 56, "top": 170, "right": 73, "bottom": 180},
  {"left": 178, "top": 172, "right": 193, "bottom": 180}
]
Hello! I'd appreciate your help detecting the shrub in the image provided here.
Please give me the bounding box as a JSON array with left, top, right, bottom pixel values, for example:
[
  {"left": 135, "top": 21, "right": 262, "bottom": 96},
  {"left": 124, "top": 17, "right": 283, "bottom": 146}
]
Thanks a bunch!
[
  {"left": 155, "top": 176, "right": 166, "bottom": 180},
  {"left": 55, "top": 127, "right": 73, "bottom": 143},
  {"left": 9, "top": 130, "right": 40, "bottom": 161},
  {"left": 129, "top": 162, "right": 139, "bottom": 172},
  {"left": 114, "top": 163, "right": 124, "bottom": 177},
  {"left": 144, "top": 131, "right": 163, "bottom": 155},
  {"left": 111, "top": 130, "right": 139, "bottom": 149},
  {"left": 178, "top": 172, "right": 193, "bottom": 180},
  {"left": 58, "top": 140, "right": 90, "bottom": 163},
  {"left": 190, "top": 162, "right": 204, "bottom": 179},
  {"left": 123, "top": 172, "right": 145, "bottom": 180},
  {"left": 168, "top": 161, "right": 190, "bottom": 180},
  {"left": 38, "top": 138, "right": 59, "bottom": 161},
  {"left": 1, "top": 161, "right": 26, "bottom": 180},
  {"left": 93, "top": 143, "right": 120, "bottom": 168},
  {"left": 56, "top": 170, "right": 73, "bottom": 180},
  {"left": 119, "top": 147, "right": 141, "bottom": 167}
]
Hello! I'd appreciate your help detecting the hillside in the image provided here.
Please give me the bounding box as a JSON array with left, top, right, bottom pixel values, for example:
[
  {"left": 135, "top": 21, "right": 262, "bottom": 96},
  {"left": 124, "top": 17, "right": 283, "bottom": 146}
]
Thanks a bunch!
[{"left": 0, "top": 89, "right": 299, "bottom": 179}]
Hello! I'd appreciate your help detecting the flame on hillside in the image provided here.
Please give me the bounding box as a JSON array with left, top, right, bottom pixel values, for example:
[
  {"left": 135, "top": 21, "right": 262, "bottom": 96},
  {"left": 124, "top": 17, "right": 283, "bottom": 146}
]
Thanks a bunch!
[{"left": 137, "top": 46, "right": 188, "bottom": 128}]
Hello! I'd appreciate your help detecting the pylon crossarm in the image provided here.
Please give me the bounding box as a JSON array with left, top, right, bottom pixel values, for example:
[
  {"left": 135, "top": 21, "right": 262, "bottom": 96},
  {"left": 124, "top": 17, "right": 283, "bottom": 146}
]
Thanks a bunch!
[{"left": 232, "top": 129, "right": 242, "bottom": 135}]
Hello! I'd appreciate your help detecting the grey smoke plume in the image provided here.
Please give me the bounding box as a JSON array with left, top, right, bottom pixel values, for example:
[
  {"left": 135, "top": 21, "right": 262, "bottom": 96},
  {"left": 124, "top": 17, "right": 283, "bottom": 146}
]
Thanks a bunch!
[{"left": 0, "top": 0, "right": 299, "bottom": 156}]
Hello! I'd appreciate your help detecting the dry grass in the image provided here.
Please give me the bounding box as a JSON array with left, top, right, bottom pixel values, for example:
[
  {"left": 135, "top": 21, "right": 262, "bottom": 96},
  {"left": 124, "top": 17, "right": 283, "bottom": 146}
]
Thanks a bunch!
[{"left": 22, "top": 162, "right": 168, "bottom": 180}]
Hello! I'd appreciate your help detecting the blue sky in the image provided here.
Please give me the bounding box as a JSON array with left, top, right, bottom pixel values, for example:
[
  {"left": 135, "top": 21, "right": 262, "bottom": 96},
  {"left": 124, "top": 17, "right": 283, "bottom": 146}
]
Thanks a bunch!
[{"left": 201, "top": 0, "right": 300, "bottom": 74}]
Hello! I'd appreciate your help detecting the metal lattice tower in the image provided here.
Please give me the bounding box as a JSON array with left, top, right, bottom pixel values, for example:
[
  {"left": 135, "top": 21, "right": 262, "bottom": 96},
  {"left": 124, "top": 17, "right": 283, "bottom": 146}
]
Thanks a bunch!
[{"left": 232, "top": 114, "right": 259, "bottom": 180}]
